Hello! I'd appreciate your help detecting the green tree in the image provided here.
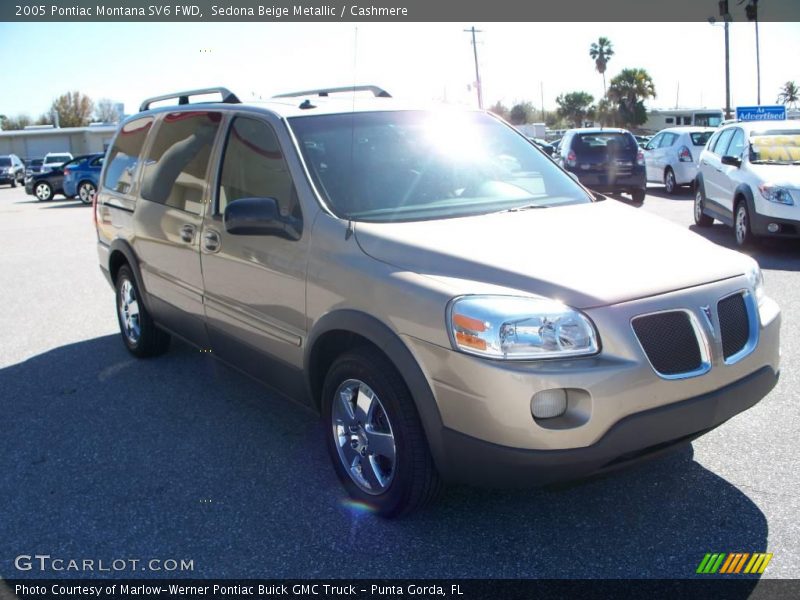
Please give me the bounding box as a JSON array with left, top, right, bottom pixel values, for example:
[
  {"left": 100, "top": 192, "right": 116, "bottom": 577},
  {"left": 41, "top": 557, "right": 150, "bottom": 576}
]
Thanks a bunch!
[
  {"left": 555, "top": 91, "right": 595, "bottom": 128},
  {"left": 50, "top": 91, "right": 94, "bottom": 128},
  {"left": 589, "top": 36, "right": 615, "bottom": 95},
  {"left": 508, "top": 101, "right": 535, "bottom": 125},
  {"left": 593, "top": 98, "right": 619, "bottom": 127},
  {"left": 607, "top": 68, "right": 657, "bottom": 129},
  {"left": 777, "top": 81, "right": 799, "bottom": 110},
  {"left": 488, "top": 101, "right": 510, "bottom": 121}
]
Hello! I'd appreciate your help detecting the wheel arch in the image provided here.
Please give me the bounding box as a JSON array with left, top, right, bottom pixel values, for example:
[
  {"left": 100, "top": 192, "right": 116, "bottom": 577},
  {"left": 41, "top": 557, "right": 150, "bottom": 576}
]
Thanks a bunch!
[
  {"left": 107, "top": 239, "right": 152, "bottom": 312},
  {"left": 305, "top": 310, "right": 447, "bottom": 472}
]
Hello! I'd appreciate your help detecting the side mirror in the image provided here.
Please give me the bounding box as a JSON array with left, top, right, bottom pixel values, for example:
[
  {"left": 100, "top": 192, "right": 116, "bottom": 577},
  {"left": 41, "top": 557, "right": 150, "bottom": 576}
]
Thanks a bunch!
[
  {"left": 224, "top": 197, "right": 302, "bottom": 240},
  {"left": 721, "top": 155, "right": 742, "bottom": 168}
]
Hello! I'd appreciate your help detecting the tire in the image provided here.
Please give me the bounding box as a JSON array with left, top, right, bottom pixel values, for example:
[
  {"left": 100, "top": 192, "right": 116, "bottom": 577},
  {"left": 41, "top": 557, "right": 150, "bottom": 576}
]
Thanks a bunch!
[
  {"left": 630, "top": 188, "right": 646, "bottom": 203},
  {"left": 10, "top": 175, "right": 17, "bottom": 188},
  {"left": 664, "top": 168, "right": 677, "bottom": 195},
  {"left": 734, "top": 199, "right": 755, "bottom": 248},
  {"left": 115, "top": 265, "right": 170, "bottom": 358},
  {"left": 694, "top": 184, "right": 714, "bottom": 227},
  {"left": 322, "top": 347, "right": 442, "bottom": 517},
  {"left": 34, "top": 181, "right": 53, "bottom": 201},
  {"left": 78, "top": 180, "right": 96, "bottom": 205}
]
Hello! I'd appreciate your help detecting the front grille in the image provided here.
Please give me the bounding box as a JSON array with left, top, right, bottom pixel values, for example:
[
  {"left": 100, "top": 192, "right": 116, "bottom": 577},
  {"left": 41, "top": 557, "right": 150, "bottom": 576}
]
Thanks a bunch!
[
  {"left": 718, "top": 293, "right": 750, "bottom": 360},
  {"left": 632, "top": 311, "right": 703, "bottom": 376}
]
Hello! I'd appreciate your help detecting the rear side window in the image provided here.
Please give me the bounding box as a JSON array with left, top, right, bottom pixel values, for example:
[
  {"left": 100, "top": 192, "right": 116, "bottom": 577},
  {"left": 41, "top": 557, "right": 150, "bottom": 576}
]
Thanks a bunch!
[
  {"left": 217, "top": 116, "right": 299, "bottom": 218},
  {"left": 690, "top": 132, "right": 713, "bottom": 146},
  {"left": 103, "top": 116, "right": 154, "bottom": 195},
  {"left": 140, "top": 111, "right": 222, "bottom": 215},
  {"left": 90, "top": 156, "right": 104, "bottom": 168},
  {"left": 659, "top": 133, "right": 678, "bottom": 148}
]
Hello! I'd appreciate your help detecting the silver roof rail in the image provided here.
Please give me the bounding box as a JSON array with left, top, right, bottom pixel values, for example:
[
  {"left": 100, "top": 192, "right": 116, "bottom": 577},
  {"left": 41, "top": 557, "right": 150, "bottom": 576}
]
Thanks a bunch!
[
  {"left": 273, "top": 85, "right": 391, "bottom": 99},
  {"left": 139, "top": 87, "right": 241, "bottom": 112}
]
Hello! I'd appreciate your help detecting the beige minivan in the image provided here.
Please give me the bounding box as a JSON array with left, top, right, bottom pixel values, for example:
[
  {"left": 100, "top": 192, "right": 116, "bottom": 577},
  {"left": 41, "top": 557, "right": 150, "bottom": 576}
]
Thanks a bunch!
[{"left": 95, "top": 87, "right": 781, "bottom": 517}]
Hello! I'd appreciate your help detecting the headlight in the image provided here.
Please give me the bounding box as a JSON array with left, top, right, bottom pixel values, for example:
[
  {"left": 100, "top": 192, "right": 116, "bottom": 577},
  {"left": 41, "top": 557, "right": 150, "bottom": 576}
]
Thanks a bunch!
[
  {"left": 447, "top": 295, "right": 599, "bottom": 360},
  {"left": 759, "top": 184, "right": 794, "bottom": 205},
  {"left": 745, "top": 261, "right": 765, "bottom": 306}
]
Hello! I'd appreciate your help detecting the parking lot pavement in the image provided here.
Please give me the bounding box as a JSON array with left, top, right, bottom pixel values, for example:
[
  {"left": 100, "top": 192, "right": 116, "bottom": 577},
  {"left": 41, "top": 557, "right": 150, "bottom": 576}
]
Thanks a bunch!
[{"left": 0, "top": 185, "right": 798, "bottom": 579}]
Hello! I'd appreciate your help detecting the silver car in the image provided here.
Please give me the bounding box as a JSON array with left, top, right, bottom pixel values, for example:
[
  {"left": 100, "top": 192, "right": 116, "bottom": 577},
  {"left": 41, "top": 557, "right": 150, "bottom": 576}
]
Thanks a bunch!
[
  {"left": 95, "top": 87, "right": 781, "bottom": 517},
  {"left": 644, "top": 126, "right": 715, "bottom": 194}
]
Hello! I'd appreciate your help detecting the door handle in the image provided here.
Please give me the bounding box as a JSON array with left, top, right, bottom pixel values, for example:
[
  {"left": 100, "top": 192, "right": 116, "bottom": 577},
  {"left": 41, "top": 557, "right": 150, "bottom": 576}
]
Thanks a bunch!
[
  {"left": 180, "top": 224, "right": 195, "bottom": 243},
  {"left": 202, "top": 229, "right": 221, "bottom": 253}
]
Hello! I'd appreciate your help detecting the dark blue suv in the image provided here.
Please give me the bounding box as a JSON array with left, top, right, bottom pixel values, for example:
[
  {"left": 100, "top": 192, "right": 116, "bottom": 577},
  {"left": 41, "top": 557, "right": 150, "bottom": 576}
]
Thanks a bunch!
[{"left": 555, "top": 128, "right": 647, "bottom": 203}]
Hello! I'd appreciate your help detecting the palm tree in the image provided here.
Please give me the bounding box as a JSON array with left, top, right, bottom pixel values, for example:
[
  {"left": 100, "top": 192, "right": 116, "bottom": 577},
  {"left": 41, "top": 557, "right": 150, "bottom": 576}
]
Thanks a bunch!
[
  {"left": 606, "top": 68, "right": 657, "bottom": 129},
  {"left": 589, "top": 37, "right": 615, "bottom": 96},
  {"left": 777, "top": 81, "right": 799, "bottom": 110}
]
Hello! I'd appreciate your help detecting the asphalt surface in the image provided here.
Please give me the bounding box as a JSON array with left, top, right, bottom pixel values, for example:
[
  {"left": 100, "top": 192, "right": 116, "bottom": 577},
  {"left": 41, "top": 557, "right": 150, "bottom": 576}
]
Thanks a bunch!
[{"left": 0, "top": 183, "right": 798, "bottom": 580}]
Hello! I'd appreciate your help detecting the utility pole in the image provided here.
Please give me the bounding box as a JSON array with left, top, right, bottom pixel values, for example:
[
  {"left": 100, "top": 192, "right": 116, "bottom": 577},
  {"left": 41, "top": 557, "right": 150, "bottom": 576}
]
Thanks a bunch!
[
  {"left": 714, "top": 0, "right": 733, "bottom": 119},
  {"left": 541, "top": 82, "right": 545, "bottom": 122},
  {"left": 464, "top": 26, "right": 483, "bottom": 109},
  {"left": 746, "top": 0, "right": 761, "bottom": 105}
]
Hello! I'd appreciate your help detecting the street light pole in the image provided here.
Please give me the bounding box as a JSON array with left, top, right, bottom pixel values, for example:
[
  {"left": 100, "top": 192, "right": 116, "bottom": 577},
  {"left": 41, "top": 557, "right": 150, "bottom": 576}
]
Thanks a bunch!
[
  {"left": 724, "top": 16, "right": 731, "bottom": 118},
  {"left": 747, "top": 0, "right": 761, "bottom": 105}
]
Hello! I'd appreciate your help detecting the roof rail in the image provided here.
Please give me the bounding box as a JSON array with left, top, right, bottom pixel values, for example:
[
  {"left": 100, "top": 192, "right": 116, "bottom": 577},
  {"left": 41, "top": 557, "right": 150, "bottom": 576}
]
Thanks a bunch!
[
  {"left": 273, "top": 85, "right": 391, "bottom": 99},
  {"left": 139, "top": 87, "right": 241, "bottom": 112}
]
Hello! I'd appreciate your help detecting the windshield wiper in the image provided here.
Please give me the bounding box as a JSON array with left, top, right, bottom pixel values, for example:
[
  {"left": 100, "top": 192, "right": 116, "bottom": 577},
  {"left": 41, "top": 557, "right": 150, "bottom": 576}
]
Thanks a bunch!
[{"left": 500, "top": 203, "right": 549, "bottom": 213}]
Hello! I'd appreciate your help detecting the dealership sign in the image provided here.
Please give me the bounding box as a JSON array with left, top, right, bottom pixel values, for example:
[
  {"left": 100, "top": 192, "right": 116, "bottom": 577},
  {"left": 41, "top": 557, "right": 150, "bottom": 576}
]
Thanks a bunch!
[{"left": 736, "top": 105, "right": 787, "bottom": 121}]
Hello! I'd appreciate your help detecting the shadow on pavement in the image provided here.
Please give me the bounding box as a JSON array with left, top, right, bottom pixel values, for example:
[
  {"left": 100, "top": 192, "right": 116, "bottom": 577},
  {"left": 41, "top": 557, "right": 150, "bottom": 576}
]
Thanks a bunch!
[
  {"left": 689, "top": 223, "right": 800, "bottom": 272},
  {"left": 0, "top": 335, "right": 767, "bottom": 584}
]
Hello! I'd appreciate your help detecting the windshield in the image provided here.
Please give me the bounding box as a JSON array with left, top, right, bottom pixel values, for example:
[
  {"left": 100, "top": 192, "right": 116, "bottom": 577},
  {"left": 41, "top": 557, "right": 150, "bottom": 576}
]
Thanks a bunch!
[
  {"left": 0, "top": 158, "right": 11, "bottom": 167},
  {"left": 289, "top": 110, "right": 591, "bottom": 222},
  {"left": 574, "top": 132, "right": 637, "bottom": 157},
  {"left": 31, "top": 159, "right": 43, "bottom": 167},
  {"left": 45, "top": 155, "right": 70, "bottom": 164},
  {"left": 750, "top": 130, "right": 800, "bottom": 164},
  {"left": 690, "top": 132, "right": 713, "bottom": 146}
]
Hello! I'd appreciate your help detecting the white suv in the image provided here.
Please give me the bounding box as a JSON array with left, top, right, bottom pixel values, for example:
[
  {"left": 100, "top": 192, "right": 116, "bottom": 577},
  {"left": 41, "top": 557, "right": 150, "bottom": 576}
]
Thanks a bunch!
[
  {"left": 695, "top": 121, "right": 800, "bottom": 247},
  {"left": 644, "top": 126, "right": 715, "bottom": 194}
]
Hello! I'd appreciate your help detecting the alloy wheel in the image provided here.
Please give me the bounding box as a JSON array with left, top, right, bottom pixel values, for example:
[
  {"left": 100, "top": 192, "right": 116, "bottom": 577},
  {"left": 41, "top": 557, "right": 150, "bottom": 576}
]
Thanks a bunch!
[{"left": 118, "top": 279, "right": 141, "bottom": 344}]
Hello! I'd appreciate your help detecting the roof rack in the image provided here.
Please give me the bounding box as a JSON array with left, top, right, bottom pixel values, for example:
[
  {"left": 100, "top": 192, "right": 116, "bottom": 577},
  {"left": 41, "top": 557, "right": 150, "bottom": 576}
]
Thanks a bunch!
[
  {"left": 139, "top": 87, "right": 241, "bottom": 112},
  {"left": 273, "top": 85, "right": 391, "bottom": 99}
]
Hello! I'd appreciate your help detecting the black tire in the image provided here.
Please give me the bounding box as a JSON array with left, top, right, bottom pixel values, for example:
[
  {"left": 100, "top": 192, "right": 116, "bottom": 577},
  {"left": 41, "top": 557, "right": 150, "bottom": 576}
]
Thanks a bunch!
[
  {"left": 115, "top": 265, "right": 170, "bottom": 358},
  {"left": 734, "top": 199, "right": 756, "bottom": 248},
  {"left": 77, "top": 180, "right": 96, "bottom": 205},
  {"left": 10, "top": 176, "right": 17, "bottom": 188},
  {"left": 664, "top": 168, "right": 677, "bottom": 195},
  {"left": 630, "top": 188, "right": 646, "bottom": 203},
  {"left": 694, "top": 183, "right": 714, "bottom": 227},
  {"left": 322, "top": 347, "right": 442, "bottom": 518},
  {"left": 34, "top": 181, "right": 53, "bottom": 202}
]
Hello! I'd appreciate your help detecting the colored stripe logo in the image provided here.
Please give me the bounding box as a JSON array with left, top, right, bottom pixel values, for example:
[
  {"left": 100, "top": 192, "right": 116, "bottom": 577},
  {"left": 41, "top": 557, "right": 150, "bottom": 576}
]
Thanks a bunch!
[{"left": 696, "top": 553, "right": 773, "bottom": 574}]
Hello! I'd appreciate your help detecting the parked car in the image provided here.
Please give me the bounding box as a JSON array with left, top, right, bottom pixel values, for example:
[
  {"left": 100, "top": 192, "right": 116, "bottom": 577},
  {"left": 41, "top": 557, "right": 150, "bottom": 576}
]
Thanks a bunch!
[
  {"left": 41, "top": 152, "right": 73, "bottom": 173},
  {"left": 528, "top": 137, "right": 555, "bottom": 156},
  {"left": 96, "top": 86, "right": 780, "bottom": 517},
  {"left": 644, "top": 127, "right": 714, "bottom": 195},
  {"left": 554, "top": 128, "right": 647, "bottom": 203},
  {"left": 63, "top": 153, "right": 104, "bottom": 204},
  {"left": 0, "top": 154, "right": 26, "bottom": 187},
  {"left": 695, "top": 120, "right": 800, "bottom": 247},
  {"left": 25, "top": 158, "right": 44, "bottom": 178},
  {"left": 635, "top": 135, "right": 652, "bottom": 148}
]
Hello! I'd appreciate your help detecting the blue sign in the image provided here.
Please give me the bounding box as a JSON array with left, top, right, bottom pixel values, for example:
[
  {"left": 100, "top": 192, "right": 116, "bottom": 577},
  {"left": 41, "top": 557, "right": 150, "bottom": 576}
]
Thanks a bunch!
[{"left": 736, "top": 105, "right": 786, "bottom": 122}]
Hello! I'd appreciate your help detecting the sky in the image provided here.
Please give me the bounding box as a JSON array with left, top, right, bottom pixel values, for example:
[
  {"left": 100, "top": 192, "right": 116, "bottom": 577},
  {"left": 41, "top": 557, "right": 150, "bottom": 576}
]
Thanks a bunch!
[{"left": 0, "top": 21, "right": 798, "bottom": 120}]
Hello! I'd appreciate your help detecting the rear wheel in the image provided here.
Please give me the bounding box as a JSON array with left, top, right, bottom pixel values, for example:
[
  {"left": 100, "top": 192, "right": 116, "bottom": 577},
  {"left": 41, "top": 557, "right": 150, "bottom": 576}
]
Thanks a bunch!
[
  {"left": 78, "top": 181, "right": 96, "bottom": 205},
  {"left": 630, "top": 188, "right": 646, "bottom": 204},
  {"left": 10, "top": 175, "right": 17, "bottom": 188},
  {"left": 664, "top": 168, "right": 677, "bottom": 195},
  {"left": 115, "top": 265, "right": 170, "bottom": 357},
  {"left": 322, "top": 347, "right": 442, "bottom": 517},
  {"left": 694, "top": 184, "right": 714, "bottom": 227}
]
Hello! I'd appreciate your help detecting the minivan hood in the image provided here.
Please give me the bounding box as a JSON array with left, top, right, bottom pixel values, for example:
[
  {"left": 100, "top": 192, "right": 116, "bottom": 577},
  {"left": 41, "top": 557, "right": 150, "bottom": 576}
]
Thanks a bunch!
[{"left": 354, "top": 201, "right": 750, "bottom": 308}]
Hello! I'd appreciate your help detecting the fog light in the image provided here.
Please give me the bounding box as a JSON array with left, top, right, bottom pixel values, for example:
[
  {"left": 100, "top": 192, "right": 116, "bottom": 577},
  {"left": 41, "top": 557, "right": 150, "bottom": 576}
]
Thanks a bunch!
[
  {"left": 531, "top": 389, "right": 567, "bottom": 419},
  {"left": 767, "top": 223, "right": 779, "bottom": 233}
]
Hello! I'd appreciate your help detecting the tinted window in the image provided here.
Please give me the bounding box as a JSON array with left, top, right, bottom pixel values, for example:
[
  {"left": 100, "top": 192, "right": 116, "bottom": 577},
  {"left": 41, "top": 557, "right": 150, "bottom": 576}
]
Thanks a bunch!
[
  {"left": 290, "top": 111, "right": 591, "bottom": 222},
  {"left": 90, "top": 156, "right": 105, "bottom": 167},
  {"left": 711, "top": 129, "right": 735, "bottom": 155},
  {"left": 690, "top": 132, "right": 713, "bottom": 146},
  {"left": 103, "top": 116, "right": 154, "bottom": 195},
  {"left": 574, "top": 132, "right": 637, "bottom": 155},
  {"left": 140, "top": 112, "right": 221, "bottom": 215},
  {"left": 217, "top": 116, "right": 299, "bottom": 218},
  {"left": 0, "top": 157, "right": 10, "bottom": 167}
]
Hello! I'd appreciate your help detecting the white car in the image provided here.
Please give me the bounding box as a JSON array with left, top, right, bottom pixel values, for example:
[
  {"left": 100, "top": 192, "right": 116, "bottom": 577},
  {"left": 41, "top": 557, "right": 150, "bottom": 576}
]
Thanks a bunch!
[
  {"left": 695, "top": 120, "right": 800, "bottom": 247},
  {"left": 41, "top": 152, "right": 74, "bottom": 173},
  {"left": 644, "top": 127, "right": 715, "bottom": 194}
]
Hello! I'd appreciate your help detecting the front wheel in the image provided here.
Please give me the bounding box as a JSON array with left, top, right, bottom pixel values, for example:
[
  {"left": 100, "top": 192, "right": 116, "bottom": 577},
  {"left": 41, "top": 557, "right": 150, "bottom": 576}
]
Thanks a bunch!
[
  {"left": 78, "top": 181, "right": 96, "bottom": 205},
  {"left": 34, "top": 181, "right": 53, "bottom": 201},
  {"left": 322, "top": 347, "right": 442, "bottom": 517},
  {"left": 115, "top": 265, "right": 171, "bottom": 357},
  {"left": 734, "top": 200, "right": 755, "bottom": 248},
  {"left": 10, "top": 176, "right": 17, "bottom": 188}
]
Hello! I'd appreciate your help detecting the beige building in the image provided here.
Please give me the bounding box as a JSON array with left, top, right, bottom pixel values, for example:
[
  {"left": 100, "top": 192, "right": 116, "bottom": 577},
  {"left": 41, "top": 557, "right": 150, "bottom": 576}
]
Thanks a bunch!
[{"left": 0, "top": 125, "right": 117, "bottom": 160}]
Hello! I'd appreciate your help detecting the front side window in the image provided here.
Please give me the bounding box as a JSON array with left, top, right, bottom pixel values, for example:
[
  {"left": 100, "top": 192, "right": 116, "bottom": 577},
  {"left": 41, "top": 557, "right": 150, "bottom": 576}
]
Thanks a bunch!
[
  {"left": 726, "top": 129, "right": 746, "bottom": 158},
  {"left": 289, "top": 110, "right": 591, "bottom": 222},
  {"left": 711, "top": 128, "right": 735, "bottom": 156},
  {"left": 217, "top": 116, "right": 299, "bottom": 219},
  {"left": 140, "top": 111, "right": 221, "bottom": 215},
  {"left": 103, "top": 116, "right": 154, "bottom": 195}
]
